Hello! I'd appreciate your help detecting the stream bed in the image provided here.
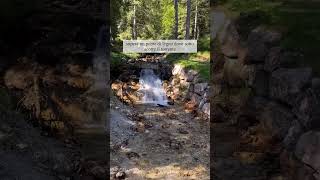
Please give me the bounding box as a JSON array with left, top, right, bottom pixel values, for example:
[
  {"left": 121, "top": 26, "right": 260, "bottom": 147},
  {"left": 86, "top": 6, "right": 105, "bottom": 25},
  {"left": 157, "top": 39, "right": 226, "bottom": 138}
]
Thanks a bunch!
[{"left": 110, "top": 94, "right": 210, "bottom": 179}]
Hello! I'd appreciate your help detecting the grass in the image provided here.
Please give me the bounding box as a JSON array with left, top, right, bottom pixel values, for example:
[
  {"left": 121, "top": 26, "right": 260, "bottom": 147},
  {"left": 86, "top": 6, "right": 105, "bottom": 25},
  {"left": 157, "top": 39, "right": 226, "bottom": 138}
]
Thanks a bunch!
[
  {"left": 219, "top": 0, "right": 320, "bottom": 75},
  {"left": 111, "top": 52, "right": 140, "bottom": 66},
  {"left": 166, "top": 51, "right": 210, "bottom": 81}
]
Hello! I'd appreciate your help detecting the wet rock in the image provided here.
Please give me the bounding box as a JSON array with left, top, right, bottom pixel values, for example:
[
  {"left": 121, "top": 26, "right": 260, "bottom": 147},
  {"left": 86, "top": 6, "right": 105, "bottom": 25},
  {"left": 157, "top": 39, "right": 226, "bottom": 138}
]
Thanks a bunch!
[
  {"left": 295, "top": 131, "right": 320, "bottom": 176},
  {"left": 270, "top": 68, "right": 312, "bottom": 105}
]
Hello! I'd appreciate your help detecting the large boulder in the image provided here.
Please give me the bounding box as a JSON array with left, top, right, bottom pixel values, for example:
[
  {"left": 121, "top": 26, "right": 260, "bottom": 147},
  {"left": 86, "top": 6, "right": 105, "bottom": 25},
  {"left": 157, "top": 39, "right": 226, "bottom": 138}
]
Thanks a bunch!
[
  {"left": 264, "top": 47, "right": 301, "bottom": 72},
  {"left": 270, "top": 68, "right": 312, "bottom": 105},
  {"left": 244, "top": 27, "right": 281, "bottom": 64},
  {"left": 247, "top": 65, "right": 269, "bottom": 97},
  {"left": 283, "top": 120, "right": 304, "bottom": 151},
  {"left": 223, "top": 58, "right": 250, "bottom": 87},
  {"left": 293, "top": 88, "right": 320, "bottom": 129},
  {"left": 219, "top": 23, "right": 241, "bottom": 58},
  {"left": 295, "top": 131, "right": 320, "bottom": 177},
  {"left": 260, "top": 101, "right": 295, "bottom": 139}
]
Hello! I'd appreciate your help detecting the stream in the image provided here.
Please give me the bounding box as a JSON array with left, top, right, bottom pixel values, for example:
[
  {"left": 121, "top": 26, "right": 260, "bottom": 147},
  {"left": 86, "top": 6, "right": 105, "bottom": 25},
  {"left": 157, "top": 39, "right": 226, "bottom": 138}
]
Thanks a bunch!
[{"left": 110, "top": 65, "right": 210, "bottom": 179}]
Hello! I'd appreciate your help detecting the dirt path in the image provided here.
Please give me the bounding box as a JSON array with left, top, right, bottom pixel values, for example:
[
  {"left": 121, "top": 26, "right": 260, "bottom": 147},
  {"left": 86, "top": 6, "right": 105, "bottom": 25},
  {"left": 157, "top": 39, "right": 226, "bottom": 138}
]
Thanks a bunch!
[{"left": 110, "top": 95, "right": 210, "bottom": 180}]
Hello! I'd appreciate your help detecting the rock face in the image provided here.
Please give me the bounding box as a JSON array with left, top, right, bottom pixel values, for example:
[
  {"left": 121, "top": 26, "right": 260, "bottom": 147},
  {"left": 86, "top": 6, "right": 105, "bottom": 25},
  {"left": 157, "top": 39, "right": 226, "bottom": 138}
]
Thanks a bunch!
[
  {"left": 270, "top": 68, "right": 312, "bottom": 105},
  {"left": 245, "top": 27, "right": 281, "bottom": 64},
  {"left": 295, "top": 131, "right": 320, "bottom": 175},
  {"left": 212, "top": 13, "right": 320, "bottom": 179},
  {"left": 260, "top": 102, "right": 294, "bottom": 139},
  {"left": 166, "top": 64, "right": 209, "bottom": 117}
]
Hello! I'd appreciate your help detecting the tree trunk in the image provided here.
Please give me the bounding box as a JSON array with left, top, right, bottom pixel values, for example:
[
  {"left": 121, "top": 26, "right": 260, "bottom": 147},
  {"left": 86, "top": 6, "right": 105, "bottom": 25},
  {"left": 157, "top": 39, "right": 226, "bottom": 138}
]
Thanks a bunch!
[
  {"left": 132, "top": 1, "right": 137, "bottom": 40},
  {"left": 193, "top": 0, "right": 198, "bottom": 39},
  {"left": 185, "top": 0, "right": 191, "bottom": 39},
  {"left": 174, "top": 0, "right": 179, "bottom": 39}
]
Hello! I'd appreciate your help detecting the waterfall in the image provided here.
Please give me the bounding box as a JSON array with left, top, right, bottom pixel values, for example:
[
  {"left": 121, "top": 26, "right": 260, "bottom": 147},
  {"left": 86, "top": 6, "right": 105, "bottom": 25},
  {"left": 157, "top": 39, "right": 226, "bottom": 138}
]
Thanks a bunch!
[
  {"left": 138, "top": 69, "right": 168, "bottom": 106},
  {"left": 86, "top": 25, "right": 108, "bottom": 93}
]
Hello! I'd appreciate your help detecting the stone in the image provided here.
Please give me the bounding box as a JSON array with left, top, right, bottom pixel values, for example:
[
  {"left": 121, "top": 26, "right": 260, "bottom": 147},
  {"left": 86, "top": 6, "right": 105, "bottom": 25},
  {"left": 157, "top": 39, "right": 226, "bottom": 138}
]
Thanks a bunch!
[
  {"left": 194, "top": 83, "right": 208, "bottom": 95},
  {"left": 245, "top": 27, "right": 281, "bottom": 64},
  {"left": 223, "top": 58, "right": 249, "bottom": 87},
  {"left": 264, "top": 47, "right": 282, "bottom": 72},
  {"left": 115, "top": 171, "right": 126, "bottom": 179},
  {"left": 247, "top": 65, "right": 269, "bottom": 97},
  {"left": 283, "top": 120, "right": 303, "bottom": 150},
  {"left": 186, "top": 69, "right": 198, "bottom": 82},
  {"left": 260, "top": 102, "right": 294, "bottom": 139},
  {"left": 4, "top": 67, "right": 34, "bottom": 90},
  {"left": 220, "top": 23, "right": 241, "bottom": 58},
  {"left": 202, "top": 103, "right": 210, "bottom": 116},
  {"left": 212, "top": 84, "right": 222, "bottom": 98},
  {"left": 90, "top": 165, "right": 106, "bottom": 178},
  {"left": 295, "top": 131, "right": 320, "bottom": 175},
  {"left": 191, "top": 93, "right": 202, "bottom": 106},
  {"left": 265, "top": 48, "right": 303, "bottom": 72},
  {"left": 293, "top": 89, "right": 320, "bottom": 129},
  {"left": 172, "top": 64, "right": 183, "bottom": 76},
  {"left": 270, "top": 68, "right": 312, "bottom": 105}
]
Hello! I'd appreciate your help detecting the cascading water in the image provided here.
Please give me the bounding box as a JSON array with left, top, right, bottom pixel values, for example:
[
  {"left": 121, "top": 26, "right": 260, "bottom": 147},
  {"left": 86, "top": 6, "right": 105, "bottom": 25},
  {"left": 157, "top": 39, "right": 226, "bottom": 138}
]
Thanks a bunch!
[
  {"left": 86, "top": 25, "right": 108, "bottom": 93},
  {"left": 138, "top": 69, "right": 168, "bottom": 106}
]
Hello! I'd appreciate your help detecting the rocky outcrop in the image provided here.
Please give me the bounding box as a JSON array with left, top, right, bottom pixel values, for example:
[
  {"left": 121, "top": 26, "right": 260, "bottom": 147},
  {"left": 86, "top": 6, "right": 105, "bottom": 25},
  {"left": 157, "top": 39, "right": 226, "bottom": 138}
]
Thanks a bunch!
[
  {"left": 166, "top": 64, "right": 210, "bottom": 117},
  {"left": 212, "top": 10, "right": 320, "bottom": 180}
]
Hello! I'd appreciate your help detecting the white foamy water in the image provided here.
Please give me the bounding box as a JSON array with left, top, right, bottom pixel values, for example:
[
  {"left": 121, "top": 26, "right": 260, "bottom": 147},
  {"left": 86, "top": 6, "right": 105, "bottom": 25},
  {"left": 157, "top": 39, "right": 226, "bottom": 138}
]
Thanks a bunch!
[{"left": 138, "top": 69, "right": 168, "bottom": 106}]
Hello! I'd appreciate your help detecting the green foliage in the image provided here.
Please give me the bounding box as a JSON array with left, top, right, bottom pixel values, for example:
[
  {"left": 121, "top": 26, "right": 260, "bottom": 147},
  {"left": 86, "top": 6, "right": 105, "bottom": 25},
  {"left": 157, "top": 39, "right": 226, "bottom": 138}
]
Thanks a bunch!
[
  {"left": 161, "top": 0, "right": 175, "bottom": 39},
  {"left": 166, "top": 51, "right": 210, "bottom": 81},
  {"left": 198, "top": 36, "right": 210, "bottom": 51},
  {"left": 220, "top": 0, "right": 320, "bottom": 75},
  {"left": 112, "top": 0, "right": 209, "bottom": 41}
]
